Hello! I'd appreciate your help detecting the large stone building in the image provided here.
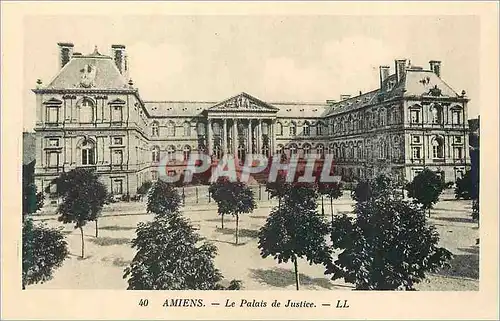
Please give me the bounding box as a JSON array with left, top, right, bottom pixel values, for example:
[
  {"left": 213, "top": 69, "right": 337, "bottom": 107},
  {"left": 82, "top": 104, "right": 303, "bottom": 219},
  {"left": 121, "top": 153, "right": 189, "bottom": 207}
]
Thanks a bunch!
[{"left": 32, "top": 43, "right": 471, "bottom": 196}]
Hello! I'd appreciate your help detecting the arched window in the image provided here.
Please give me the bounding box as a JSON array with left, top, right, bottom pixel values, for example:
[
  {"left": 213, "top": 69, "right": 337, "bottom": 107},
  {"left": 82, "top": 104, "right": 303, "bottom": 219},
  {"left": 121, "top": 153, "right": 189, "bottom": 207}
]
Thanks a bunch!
[
  {"left": 151, "top": 121, "right": 159, "bottom": 137},
  {"left": 262, "top": 145, "right": 269, "bottom": 157},
  {"left": 152, "top": 146, "right": 160, "bottom": 162},
  {"left": 303, "top": 122, "right": 310, "bottom": 136},
  {"left": 432, "top": 136, "right": 444, "bottom": 158},
  {"left": 167, "top": 121, "right": 176, "bottom": 136},
  {"left": 183, "top": 145, "right": 191, "bottom": 161},
  {"left": 79, "top": 98, "right": 94, "bottom": 123},
  {"left": 214, "top": 145, "right": 222, "bottom": 159},
  {"left": 237, "top": 144, "right": 246, "bottom": 160},
  {"left": 276, "top": 144, "right": 285, "bottom": 156},
  {"left": 303, "top": 143, "right": 311, "bottom": 156},
  {"left": 316, "top": 122, "right": 323, "bottom": 136},
  {"left": 380, "top": 108, "right": 387, "bottom": 126},
  {"left": 167, "top": 145, "right": 176, "bottom": 161},
  {"left": 316, "top": 144, "right": 324, "bottom": 159},
  {"left": 288, "top": 143, "right": 298, "bottom": 156},
  {"left": 276, "top": 122, "right": 283, "bottom": 136},
  {"left": 183, "top": 122, "right": 191, "bottom": 137},
  {"left": 289, "top": 122, "right": 297, "bottom": 136},
  {"left": 262, "top": 122, "right": 269, "bottom": 136},
  {"left": 212, "top": 122, "right": 221, "bottom": 136},
  {"left": 197, "top": 122, "right": 206, "bottom": 136},
  {"left": 430, "top": 104, "right": 443, "bottom": 124},
  {"left": 80, "top": 139, "right": 96, "bottom": 165},
  {"left": 451, "top": 106, "right": 463, "bottom": 125}
]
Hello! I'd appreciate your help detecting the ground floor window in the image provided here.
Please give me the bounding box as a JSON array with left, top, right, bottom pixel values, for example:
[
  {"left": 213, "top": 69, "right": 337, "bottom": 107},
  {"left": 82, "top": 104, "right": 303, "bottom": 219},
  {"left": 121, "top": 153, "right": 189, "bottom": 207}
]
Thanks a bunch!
[
  {"left": 47, "top": 151, "right": 59, "bottom": 168},
  {"left": 112, "top": 179, "right": 123, "bottom": 195}
]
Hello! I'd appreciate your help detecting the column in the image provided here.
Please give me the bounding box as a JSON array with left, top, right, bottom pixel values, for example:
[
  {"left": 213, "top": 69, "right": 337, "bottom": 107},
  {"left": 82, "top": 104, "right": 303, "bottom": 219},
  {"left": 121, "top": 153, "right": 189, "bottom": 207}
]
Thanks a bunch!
[
  {"left": 257, "top": 119, "right": 262, "bottom": 155},
  {"left": 207, "top": 118, "right": 213, "bottom": 156},
  {"left": 270, "top": 119, "right": 275, "bottom": 157},
  {"left": 247, "top": 120, "right": 253, "bottom": 153},
  {"left": 223, "top": 118, "right": 228, "bottom": 154},
  {"left": 232, "top": 119, "right": 238, "bottom": 156}
]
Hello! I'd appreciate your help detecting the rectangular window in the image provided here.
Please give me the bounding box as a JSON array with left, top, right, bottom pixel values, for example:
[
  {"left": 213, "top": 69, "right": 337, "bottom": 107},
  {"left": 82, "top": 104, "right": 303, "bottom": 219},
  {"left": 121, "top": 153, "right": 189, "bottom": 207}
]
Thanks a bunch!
[
  {"left": 47, "top": 152, "right": 59, "bottom": 167},
  {"left": 112, "top": 179, "right": 123, "bottom": 194},
  {"left": 48, "top": 138, "right": 59, "bottom": 147},
  {"left": 452, "top": 110, "right": 462, "bottom": 124},
  {"left": 454, "top": 147, "right": 463, "bottom": 159},
  {"left": 411, "top": 135, "right": 421, "bottom": 144},
  {"left": 454, "top": 136, "right": 462, "bottom": 144},
  {"left": 47, "top": 106, "right": 59, "bottom": 124},
  {"left": 410, "top": 110, "right": 420, "bottom": 124},
  {"left": 317, "top": 125, "right": 322, "bottom": 136},
  {"left": 412, "top": 147, "right": 421, "bottom": 159},
  {"left": 151, "top": 171, "right": 158, "bottom": 181},
  {"left": 112, "top": 106, "right": 123, "bottom": 122},
  {"left": 113, "top": 150, "right": 123, "bottom": 165},
  {"left": 113, "top": 137, "right": 123, "bottom": 145}
]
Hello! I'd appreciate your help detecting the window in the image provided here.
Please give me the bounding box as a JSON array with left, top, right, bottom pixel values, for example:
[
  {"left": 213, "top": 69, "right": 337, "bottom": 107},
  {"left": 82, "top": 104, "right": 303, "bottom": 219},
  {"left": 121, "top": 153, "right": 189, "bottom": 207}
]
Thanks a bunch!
[
  {"left": 303, "top": 144, "right": 311, "bottom": 156},
  {"left": 276, "top": 145, "right": 285, "bottom": 156},
  {"left": 151, "top": 121, "right": 159, "bottom": 136},
  {"left": 167, "top": 145, "right": 176, "bottom": 161},
  {"left": 317, "top": 123, "right": 323, "bottom": 136},
  {"left": 113, "top": 137, "right": 123, "bottom": 145},
  {"left": 432, "top": 137, "right": 444, "bottom": 158},
  {"left": 151, "top": 171, "right": 158, "bottom": 181},
  {"left": 183, "top": 145, "right": 191, "bottom": 161},
  {"left": 212, "top": 122, "right": 221, "bottom": 136},
  {"left": 113, "top": 150, "right": 123, "bottom": 165},
  {"left": 112, "top": 106, "right": 123, "bottom": 123},
  {"left": 316, "top": 144, "right": 324, "bottom": 158},
  {"left": 49, "top": 138, "right": 59, "bottom": 147},
  {"left": 289, "top": 144, "right": 297, "bottom": 155},
  {"left": 262, "top": 122, "right": 269, "bottom": 136},
  {"left": 262, "top": 145, "right": 269, "bottom": 157},
  {"left": 197, "top": 122, "right": 206, "bottom": 136},
  {"left": 412, "top": 147, "right": 421, "bottom": 159},
  {"left": 289, "top": 122, "right": 297, "bottom": 136},
  {"left": 46, "top": 106, "right": 59, "bottom": 124},
  {"left": 112, "top": 179, "right": 123, "bottom": 194},
  {"left": 276, "top": 122, "right": 283, "bottom": 136},
  {"left": 430, "top": 105, "right": 443, "bottom": 124},
  {"left": 47, "top": 151, "right": 59, "bottom": 168},
  {"left": 152, "top": 146, "right": 160, "bottom": 162},
  {"left": 454, "top": 147, "right": 463, "bottom": 159},
  {"left": 411, "top": 135, "right": 421, "bottom": 144},
  {"left": 454, "top": 136, "right": 462, "bottom": 144},
  {"left": 452, "top": 110, "right": 462, "bottom": 124},
  {"left": 81, "top": 140, "right": 96, "bottom": 165},
  {"left": 182, "top": 122, "right": 191, "bottom": 137},
  {"left": 79, "top": 99, "right": 94, "bottom": 123},
  {"left": 303, "top": 122, "right": 310, "bottom": 136},
  {"left": 167, "top": 121, "right": 176, "bottom": 136},
  {"left": 410, "top": 110, "right": 421, "bottom": 123}
]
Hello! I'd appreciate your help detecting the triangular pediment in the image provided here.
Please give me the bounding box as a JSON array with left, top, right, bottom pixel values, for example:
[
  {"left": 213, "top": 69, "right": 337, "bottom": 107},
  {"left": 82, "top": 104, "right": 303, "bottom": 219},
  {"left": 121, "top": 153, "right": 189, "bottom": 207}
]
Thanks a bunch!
[
  {"left": 108, "top": 98, "right": 126, "bottom": 105},
  {"left": 42, "top": 97, "right": 63, "bottom": 105},
  {"left": 208, "top": 92, "right": 279, "bottom": 112}
]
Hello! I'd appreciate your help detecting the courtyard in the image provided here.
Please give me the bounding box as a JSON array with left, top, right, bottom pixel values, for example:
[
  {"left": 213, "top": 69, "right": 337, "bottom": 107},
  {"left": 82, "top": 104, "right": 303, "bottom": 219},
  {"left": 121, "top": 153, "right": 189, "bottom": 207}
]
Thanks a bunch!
[{"left": 28, "top": 188, "right": 479, "bottom": 291}]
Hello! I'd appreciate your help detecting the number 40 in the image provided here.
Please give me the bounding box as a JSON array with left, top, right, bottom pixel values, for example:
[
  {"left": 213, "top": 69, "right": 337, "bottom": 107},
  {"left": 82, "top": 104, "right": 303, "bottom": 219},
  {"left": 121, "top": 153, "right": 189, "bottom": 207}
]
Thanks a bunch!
[{"left": 139, "top": 299, "right": 149, "bottom": 307}]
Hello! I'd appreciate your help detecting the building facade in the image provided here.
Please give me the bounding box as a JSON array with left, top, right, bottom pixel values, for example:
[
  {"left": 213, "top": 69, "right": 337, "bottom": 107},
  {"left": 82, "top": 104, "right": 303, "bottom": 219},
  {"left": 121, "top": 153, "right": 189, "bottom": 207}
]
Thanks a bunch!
[{"left": 32, "top": 43, "right": 471, "bottom": 196}]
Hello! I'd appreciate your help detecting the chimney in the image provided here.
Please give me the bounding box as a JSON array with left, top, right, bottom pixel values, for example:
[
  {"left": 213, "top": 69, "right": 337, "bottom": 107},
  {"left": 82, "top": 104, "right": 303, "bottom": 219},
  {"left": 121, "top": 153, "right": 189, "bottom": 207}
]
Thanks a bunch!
[
  {"left": 395, "top": 59, "right": 407, "bottom": 83},
  {"left": 57, "top": 42, "right": 74, "bottom": 69},
  {"left": 340, "top": 94, "right": 351, "bottom": 101},
  {"left": 429, "top": 60, "right": 441, "bottom": 77},
  {"left": 111, "top": 44, "right": 127, "bottom": 76},
  {"left": 379, "top": 65, "right": 390, "bottom": 88}
]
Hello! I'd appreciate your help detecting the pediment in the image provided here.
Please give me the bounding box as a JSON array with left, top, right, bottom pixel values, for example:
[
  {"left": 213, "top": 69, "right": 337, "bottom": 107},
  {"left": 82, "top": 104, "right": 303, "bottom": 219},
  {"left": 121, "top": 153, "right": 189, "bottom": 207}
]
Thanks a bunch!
[
  {"left": 108, "top": 98, "right": 126, "bottom": 105},
  {"left": 208, "top": 92, "right": 279, "bottom": 112},
  {"left": 42, "top": 97, "right": 63, "bottom": 105}
]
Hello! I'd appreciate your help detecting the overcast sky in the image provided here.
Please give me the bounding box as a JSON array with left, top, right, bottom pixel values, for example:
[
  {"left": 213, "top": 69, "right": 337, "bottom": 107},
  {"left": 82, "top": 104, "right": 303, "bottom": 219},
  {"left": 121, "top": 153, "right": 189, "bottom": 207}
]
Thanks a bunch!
[{"left": 23, "top": 15, "right": 479, "bottom": 131}]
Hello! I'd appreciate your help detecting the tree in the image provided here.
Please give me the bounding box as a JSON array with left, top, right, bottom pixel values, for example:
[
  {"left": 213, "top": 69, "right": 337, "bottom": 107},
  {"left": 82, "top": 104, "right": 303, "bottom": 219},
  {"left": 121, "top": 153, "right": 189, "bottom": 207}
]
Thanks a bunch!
[
  {"left": 455, "top": 170, "right": 478, "bottom": 200},
  {"left": 52, "top": 168, "right": 108, "bottom": 258},
  {"left": 352, "top": 175, "right": 398, "bottom": 203},
  {"left": 258, "top": 185, "right": 331, "bottom": 290},
  {"left": 406, "top": 169, "right": 443, "bottom": 217},
  {"left": 22, "top": 218, "right": 69, "bottom": 289},
  {"left": 210, "top": 178, "right": 256, "bottom": 244},
  {"left": 146, "top": 180, "right": 182, "bottom": 216},
  {"left": 22, "top": 160, "right": 69, "bottom": 289},
  {"left": 265, "top": 171, "right": 291, "bottom": 209},
  {"left": 318, "top": 182, "right": 343, "bottom": 221},
  {"left": 325, "top": 197, "right": 453, "bottom": 290}
]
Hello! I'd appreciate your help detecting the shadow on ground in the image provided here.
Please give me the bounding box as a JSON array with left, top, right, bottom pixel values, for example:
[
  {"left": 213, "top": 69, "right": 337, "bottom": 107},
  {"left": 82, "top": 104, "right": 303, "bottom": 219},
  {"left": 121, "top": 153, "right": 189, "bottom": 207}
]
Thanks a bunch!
[
  {"left": 89, "top": 237, "right": 131, "bottom": 246},
  {"left": 99, "top": 225, "right": 137, "bottom": 231},
  {"left": 249, "top": 267, "right": 353, "bottom": 289},
  {"left": 435, "top": 246, "right": 479, "bottom": 280},
  {"left": 432, "top": 216, "right": 474, "bottom": 224},
  {"left": 215, "top": 227, "right": 259, "bottom": 238}
]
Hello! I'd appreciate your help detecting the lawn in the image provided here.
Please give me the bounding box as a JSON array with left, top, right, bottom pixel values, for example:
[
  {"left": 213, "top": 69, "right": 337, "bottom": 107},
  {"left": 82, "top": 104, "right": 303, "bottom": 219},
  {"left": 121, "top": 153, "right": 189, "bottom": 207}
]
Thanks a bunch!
[{"left": 29, "top": 190, "right": 479, "bottom": 291}]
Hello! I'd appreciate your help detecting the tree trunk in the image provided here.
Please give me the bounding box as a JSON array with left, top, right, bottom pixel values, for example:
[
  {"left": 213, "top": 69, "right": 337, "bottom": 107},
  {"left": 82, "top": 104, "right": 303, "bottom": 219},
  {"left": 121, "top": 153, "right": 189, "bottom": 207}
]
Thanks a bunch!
[
  {"left": 95, "top": 219, "right": 98, "bottom": 238},
  {"left": 196, "top": 186, "right": 199, "bottom": 204},
  {"left": 321, "top": 195, "right": 325, "bottom": 216},
  {"left": 330, "top": 197, "right": 334, "bottom": 227},
  {"left": 235, "top": 214, "right": 239, "bottom": 245},
  {"left": 79, "top": 226, "right": 85, "bottom": 258},
  {"left": 293, "top": 255, "right": 300, "bottom": 291},
  {"left": 221, "top": 213, "right": 224, "bottom": 229},
  {"left": 428, "top": 208, "right": 431, "bottom": 218},
  {"left": 278, "top": 197, "right": 281, "bottom": 210}
]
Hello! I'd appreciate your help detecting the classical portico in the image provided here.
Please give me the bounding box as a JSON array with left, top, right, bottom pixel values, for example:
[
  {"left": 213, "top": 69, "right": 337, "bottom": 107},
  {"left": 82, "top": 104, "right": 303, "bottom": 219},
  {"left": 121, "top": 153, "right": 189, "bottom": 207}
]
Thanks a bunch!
[{"left": 205, "top": 93, "right": 278, "bottom": 161}]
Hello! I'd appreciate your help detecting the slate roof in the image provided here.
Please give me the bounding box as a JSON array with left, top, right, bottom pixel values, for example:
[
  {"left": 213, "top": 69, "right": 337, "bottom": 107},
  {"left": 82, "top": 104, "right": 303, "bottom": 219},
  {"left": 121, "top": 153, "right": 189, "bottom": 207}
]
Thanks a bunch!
[{"left": 44, "top": 48, "right": 129, "bottom": 90}]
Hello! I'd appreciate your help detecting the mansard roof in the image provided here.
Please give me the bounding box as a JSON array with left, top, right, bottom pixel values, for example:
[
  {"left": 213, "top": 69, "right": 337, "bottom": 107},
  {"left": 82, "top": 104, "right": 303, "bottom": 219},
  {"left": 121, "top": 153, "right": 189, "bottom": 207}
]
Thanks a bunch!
[
  {"left": 43, "top": 50, "right": 129, "bottom": 90},
  {"left": 325, "top": 69, "right": 465, "bottom": 117}
]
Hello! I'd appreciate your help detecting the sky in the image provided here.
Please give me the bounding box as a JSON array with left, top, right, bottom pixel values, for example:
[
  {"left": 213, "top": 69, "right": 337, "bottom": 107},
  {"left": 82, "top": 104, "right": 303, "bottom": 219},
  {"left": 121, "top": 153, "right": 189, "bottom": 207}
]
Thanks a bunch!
[{"left": 23, "top": 15, "right": 479, "bottom": 131}]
